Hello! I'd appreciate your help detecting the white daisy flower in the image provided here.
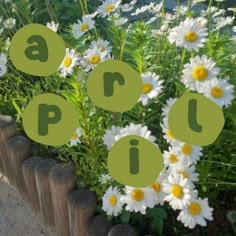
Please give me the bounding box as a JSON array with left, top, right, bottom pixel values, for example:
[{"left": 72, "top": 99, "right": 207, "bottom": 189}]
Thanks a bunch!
[
  {"left": 69, "top": 128, "right": 82, "bottom": 146},
  {"left": 4, "top": 38, "right": 11, "bottom": 51},
  {"left": 46, "top": 21, "right": 59, "bottom": 32},
  {"left": 3, "top": 17, "right": 16, "bottom": 29},
  {"left": 168, "top": 18, "right": 208, "bottom": 52},
  {"left": 191, "top": 0, "right": 206, "bottom": 7},
  {"left": 163, "top": 173, "right": 193, "bottom": 210},
  {"left": 130, "top": 0, "right": 137, "bottom": 5},
  {"left": 171, "top": 141, "right": 203, "bottom": 166},
  {"left": 72, "top": 15, "right": 95, "bottom": 39},
  {"left": 201, "top": 78, "right": 234, "bottom": 108},
  {"left": 0, "top": 53, "right": 7, "bottom": 66},
  {"left": 228, "top": 7, "right": 236, "bottom": 13},
  {"left": 213, "top": 16, "right": 235, "bottom": 32},
  {"left": 150, "top": 170, "right": 168, "bottom": 205},
  {"left": 82, "top": 47, "right": 110, "bottom": 71},
  {"left": 114, "top": 17, "right": 128, "bottom": 26},
  {"left": 102, "top": 125, "right": 121, "bottom": 150},
  {"left": 89, "top": 39, "right": 112, "bottom": 54},
  {"left": 121, "top": 186, "right": 156, "bottom": 214},
  {"left": 99, "top": 174, "right": 113, "bottom": 184},
  {"left": 121, "top": 3, "right": 133, "bottom": 12},
  {"left": 115, "top": 123, "right": 157, "bottom": 145},
  {"left": 59, "top": 48, "right": 80, "bottom": 77},
  {"left": 139, "top": 72, "right": 164, "bottom": 106},
  {"left": 131, "top": 4, "right": 153, "bottom": 16},
  {"left": 174, "top": 5, "right": 188, "bottom": 16},
  {"left": 160, "top": 119, "right": 176, "bottom": 144},
  {"left": 161, "top": 97, "right": 177, "bottom": 119},
  {"left": 102, "top": 186, "right": 123, "bottom": 216},
  {"left": 169, "top": 165, "right": 199, "bottom": 183},
  {"left": 182, "top": 55, "right": 220, "bottom": 92},
  {"left": 98, "top": 0, "right": 121, "bottom": 18},
  {"left": 151, "top": 29, "right": 165, "bottom": 38},
  {"left": 163, "top": 147, "right": 185, "bottom": 168},
  {"left": 177, "top": 191, "right": 213, "bottom": 228},
  {"left": 0, "top": 65, "right": 7, "bottom": 77}
]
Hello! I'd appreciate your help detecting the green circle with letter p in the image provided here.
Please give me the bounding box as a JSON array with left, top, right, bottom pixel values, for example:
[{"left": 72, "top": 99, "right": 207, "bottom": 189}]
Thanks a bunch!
[
  {"left": 22, "top": 93, "right": 78, "bottom": 147},
  {"left": 9, "top": 23, "right": 65, "bottom": 76}
]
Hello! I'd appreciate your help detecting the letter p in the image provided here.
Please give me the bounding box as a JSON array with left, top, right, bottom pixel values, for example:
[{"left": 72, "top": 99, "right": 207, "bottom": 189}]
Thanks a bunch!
[{"left": 38, "top": 104, "right": 61, "bottom": 136}]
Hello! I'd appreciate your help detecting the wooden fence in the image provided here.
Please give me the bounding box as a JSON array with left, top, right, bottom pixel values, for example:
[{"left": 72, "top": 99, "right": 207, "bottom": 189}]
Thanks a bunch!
[{"left": 0, "top": 115, "right": 137, "bottom": 236}]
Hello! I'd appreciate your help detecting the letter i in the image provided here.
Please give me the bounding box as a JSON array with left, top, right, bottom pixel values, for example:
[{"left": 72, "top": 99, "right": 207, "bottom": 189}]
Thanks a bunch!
[{"left": 129, "top": 139, "right": 139, "bottom": 175}]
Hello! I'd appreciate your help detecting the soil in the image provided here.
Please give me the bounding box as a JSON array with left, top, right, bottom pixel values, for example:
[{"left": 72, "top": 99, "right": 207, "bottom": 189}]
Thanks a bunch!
[{"left": 0, "top": 174, "right": 55, "bottom": 236}]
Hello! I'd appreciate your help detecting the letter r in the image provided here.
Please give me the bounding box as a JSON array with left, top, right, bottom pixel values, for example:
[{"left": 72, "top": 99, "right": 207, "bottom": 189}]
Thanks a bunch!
[
  {"left": 38, "top": 104, "right": 61, "bottom": 136},
  {"left": 103, "top": 72, "right": 125, "bottom": 97}
]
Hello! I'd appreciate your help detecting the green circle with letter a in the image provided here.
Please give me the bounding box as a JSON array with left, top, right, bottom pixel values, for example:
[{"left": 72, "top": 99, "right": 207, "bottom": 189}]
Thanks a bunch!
[
  {"left": 107, "top": 135, "right": 163, "bottom": 188},
  {"left": 22, "top": 93, "right": 78, "bottom": 147},
  {"left": 9, "top": 23, "right": 65, "bottom": 76},
  {"left": 87, "top": 59, "right": 143, "bottom": 112},
  {"left": 168, "top": 92, "right": 225, "bottom": 146}
]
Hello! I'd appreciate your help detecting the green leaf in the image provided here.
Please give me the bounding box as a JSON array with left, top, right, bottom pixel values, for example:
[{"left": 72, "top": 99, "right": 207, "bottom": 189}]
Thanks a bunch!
[
  {"left": 120, "top": 210, "right": 131, "bottom": 224},
  {"left": 151, "top": 217, "right": 163, "bottom": 236}
]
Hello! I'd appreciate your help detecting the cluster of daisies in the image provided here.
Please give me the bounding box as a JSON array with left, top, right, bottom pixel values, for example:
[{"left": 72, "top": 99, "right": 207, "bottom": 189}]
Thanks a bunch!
[
  {"left": 100, "top": 120, "right": 212, "bottom": 229},
  {"left": 168, "top": 17, "right": 234, "bottom": 108},
  {"left": 0, "top": 0, "right": 235, "bottom": 231}
]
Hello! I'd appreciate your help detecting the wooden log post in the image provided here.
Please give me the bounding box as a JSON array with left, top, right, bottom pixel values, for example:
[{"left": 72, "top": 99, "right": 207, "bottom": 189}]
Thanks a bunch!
[
  {"left": 6, "top": 136, "right": 31, "bottom": 200},
  {"left": 49, "top": 163, "right": 77, "bottom": 236},
  {"left": 68, "top": 188, "right": 97, "bottom": 236},
  {"left": 0, "top": 115, "right": 17, "bottom": 182},
  {"left": 88, "top": 215, "right": 113, "bottom": 236},
  {"left": 22, "top": 156, "right": 43, "bottom": 211},
  {"left": 34, "top": 159, "right": 58, "bottom": 227},
  {"left": 108, "top": 224, "right": 137, "bottom": 236}
]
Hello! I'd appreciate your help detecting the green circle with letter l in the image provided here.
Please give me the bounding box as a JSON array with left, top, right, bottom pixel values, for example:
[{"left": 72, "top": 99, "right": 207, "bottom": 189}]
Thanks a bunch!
[
  {"left": 107, "top": 135, "right": 163, "bottom": 188},
  {"left": 22, "top": 93, "right": 78, "bottom": 147},
  {"left": 168, "top": 92, "right": 225, "bottom": 146},
  {"left": 87, "top": 59, "right": 143, "bottom": 112},
  {"left": 9, "top": 23, "right": 65, "bottom": 76}
]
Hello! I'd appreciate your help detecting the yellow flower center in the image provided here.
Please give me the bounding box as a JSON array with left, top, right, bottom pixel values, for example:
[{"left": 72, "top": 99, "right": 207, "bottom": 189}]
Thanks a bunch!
[
  {"left": 106, "top": 4, "right": 115, "bottom": 12},
  {"left": 88, "top": 55, "right": 101, "bottom": 64},
  {"left": 211, "top": 86, "right": 224, "bottom": 98},
  {"left": 63, "top": 57, "right": 72, "bottom": 68},
  {"left": 80, "top": 23, "right": 89, "bottom": 32},
  {"left": 109, "top": 195, "right": 117, "bottom": 206},
  {"left": 192, "top": 65, "right": 208, "bottom": 81},
  {"left": 131, "top": 189, "right": 144, "bottom": 201},
  {"left": 71, "top": 132, "right": 78, "bottom": 140},
  {"left": 166, "top": 129, "right": 174, "bottom": 139},
  {"left": 185, "top": 31, "right": 198, "bottom": 42},
  {"left": 169, "top": 154, "right": 178, "bottom": 164},
  {"left": 188, "top": 202, "right": 201, "bottom": 215},
  {"left": 182, "top": 144, "right": 193, "bottom": 155},
  {"left": 171, "top": 185, "right": 183, "bottom": 198},
  {"left": 143, "top": 83, "right": 153, "bottom": 94},
  {"left": 179, "top": 171, "right": 189, "bottom": 179},
  {"left": 151, "top": 182, "right": 161, "bottom": 193}
]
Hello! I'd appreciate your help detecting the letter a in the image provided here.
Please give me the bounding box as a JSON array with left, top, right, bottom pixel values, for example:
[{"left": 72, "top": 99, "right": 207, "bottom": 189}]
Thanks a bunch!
[{"left": 25, "top": 35, "right": 48, "bottom": 62}]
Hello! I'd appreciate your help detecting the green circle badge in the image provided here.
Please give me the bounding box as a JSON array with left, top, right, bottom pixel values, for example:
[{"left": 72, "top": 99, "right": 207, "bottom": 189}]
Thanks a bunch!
[
  {"left": 87, "top": 60, "right": 142, "bottom": 112},
  {"left": 107, "top": 135, "right": 163, "bottom": 188},
  {"left": 22, "top": 93, "right": 78, "bottom": 146},
  {"left": 168, "top": 92, "right": 225, "bottom": 146},
  {"left": 10, "top": 23, "right": 65, "bottom": 76}
]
